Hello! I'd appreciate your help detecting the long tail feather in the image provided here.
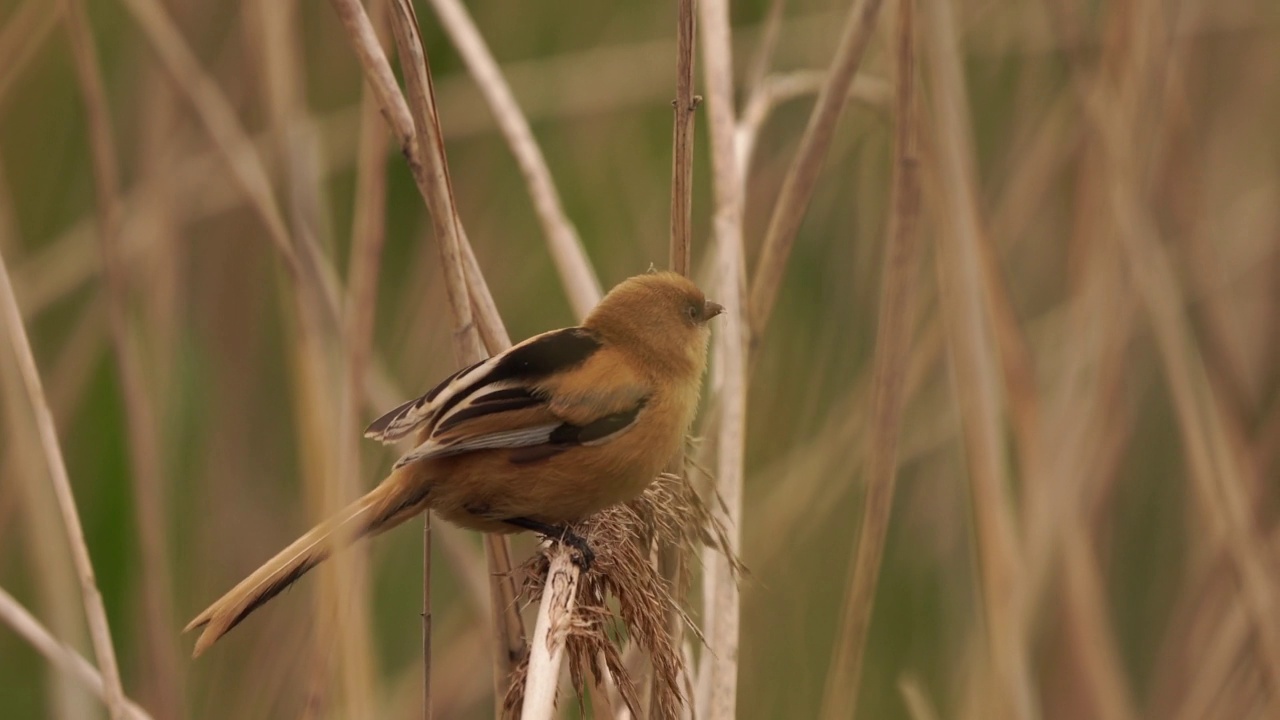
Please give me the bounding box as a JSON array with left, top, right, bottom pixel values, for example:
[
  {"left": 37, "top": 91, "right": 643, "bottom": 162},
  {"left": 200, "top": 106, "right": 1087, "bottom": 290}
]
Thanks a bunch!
[{"left": 185, "top": 473, "right": 428, "bottom": 657}]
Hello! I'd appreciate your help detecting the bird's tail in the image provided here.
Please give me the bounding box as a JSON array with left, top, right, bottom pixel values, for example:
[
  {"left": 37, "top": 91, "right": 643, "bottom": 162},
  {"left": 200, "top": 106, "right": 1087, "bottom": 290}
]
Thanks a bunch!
[{"left": 184, "top": 471, "right": 429, "bottom": 657}]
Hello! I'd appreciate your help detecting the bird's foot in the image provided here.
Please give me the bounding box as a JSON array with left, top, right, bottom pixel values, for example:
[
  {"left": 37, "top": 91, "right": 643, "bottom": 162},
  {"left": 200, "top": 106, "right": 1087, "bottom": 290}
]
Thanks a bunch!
[{"left": 504, "top": 517, "right": 595, "bottom": 571}]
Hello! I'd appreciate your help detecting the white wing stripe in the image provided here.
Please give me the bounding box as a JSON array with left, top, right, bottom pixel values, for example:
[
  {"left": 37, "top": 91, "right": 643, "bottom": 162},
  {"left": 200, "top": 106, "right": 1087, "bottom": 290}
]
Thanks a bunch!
[{"left": 391, "top": 424, "right": 559, "bottom": 469}]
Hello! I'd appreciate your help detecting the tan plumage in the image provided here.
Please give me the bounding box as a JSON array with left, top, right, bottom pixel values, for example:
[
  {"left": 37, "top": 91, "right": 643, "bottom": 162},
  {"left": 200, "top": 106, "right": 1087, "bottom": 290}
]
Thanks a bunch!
[{"left": 185, "top": 271, "right": 721, "bottom": 656}]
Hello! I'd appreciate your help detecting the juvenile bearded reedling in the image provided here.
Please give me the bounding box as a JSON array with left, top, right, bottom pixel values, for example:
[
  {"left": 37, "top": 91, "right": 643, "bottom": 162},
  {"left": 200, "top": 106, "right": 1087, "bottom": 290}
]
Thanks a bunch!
[{"left": 185, "top": 271, "right": 723, "bottom": 656}]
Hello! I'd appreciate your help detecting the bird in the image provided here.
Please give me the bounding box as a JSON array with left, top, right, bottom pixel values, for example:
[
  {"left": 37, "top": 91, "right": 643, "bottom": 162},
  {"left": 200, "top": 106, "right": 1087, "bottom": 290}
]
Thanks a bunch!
[{"left": 184, "top": 271, "right": 723, "bottom": 656}]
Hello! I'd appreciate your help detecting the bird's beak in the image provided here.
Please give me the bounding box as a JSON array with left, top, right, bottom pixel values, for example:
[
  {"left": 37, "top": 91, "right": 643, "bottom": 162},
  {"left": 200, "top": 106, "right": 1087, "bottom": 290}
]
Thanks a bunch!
[{"left": 703, "top": 301, "right": 725, "bottom": 321}]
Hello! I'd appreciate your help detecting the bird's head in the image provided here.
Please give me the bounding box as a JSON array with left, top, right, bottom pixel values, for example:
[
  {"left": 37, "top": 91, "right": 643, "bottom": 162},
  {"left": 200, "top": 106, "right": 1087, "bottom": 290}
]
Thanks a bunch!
[{"left": 585, "top": 271, "right": 723, "bottom": 377}]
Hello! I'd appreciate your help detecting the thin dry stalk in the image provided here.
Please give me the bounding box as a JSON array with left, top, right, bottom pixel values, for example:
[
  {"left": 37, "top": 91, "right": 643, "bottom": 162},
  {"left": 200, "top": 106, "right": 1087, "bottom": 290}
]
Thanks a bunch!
[
  {"left": 385, "top": 2, "right": 531, "bottom": 708},
  {"left": 921, "top": 1, "right": 1036, "bottom": 717},
  {"left": 1030, "top": 230, "right": 1138, "bottom": 720},
  {"left": 15, "top": 7, "right": 897, "bottom": 322},
  {"left": 589, "top": 650, "right": 622, "bottom": 719},
  {"left": 0, "top": 248, "right": 127, "bottom": 720},
  {"left": 0, "top": 315, "right": 100, "bottom": 720},
  {"left": 383, "top": 627, "right": 492, "bottom": 717},
  {"left": 386, "top": 0, "right": 481, "bottom": 363},
  {"left": 427, "top": 0, "right": 602, "bottom": 318},
  {"left": 1088, "top": 86, "right": 1280, "bottom": 694},
  {"left": 819, "top": 0, "right": 921, "bottom": 716},
  {"left": 748, "top": 0, "right": 886, "bottom": 342},
  {"left": 750, "top": 319, "right": 946, "bottom": 571},
  {"left": 461, "top": 238, "right": 514, "bottom": 351},
  {"left": 0, "top": 0, "right": 59, "bottom": 109},
  {"left": 337, "top": 0, "right": 394, "bottom": 712},
  {"left": 504, "top": 472, "right": 728, "bottom": 718},
  {"left": 422, "top": 512, "right": 434, "bottom": 720},
  {"left": 737, "top": 70, "right": 816, "bottom": 174},
  {"left": 520, "top": 547, "right": 582, "bottom": 720},
  {"left": 60, "top": 1, "right": 182, "bottom": 714},
  {"left": 897, "top": 674, "right": 941, "bottom": 720},
  {"left": 1062, "top": 0, "right": 1280, "bottom": 694},
  {"left": 14, "top": 39, "right": 891, "bottom": 331},
  {"left": 326, "top": 0, "right": 414, "bottom": 148},
  {"left": 742, "top": 0, "right": 788, "bottom": 100},
  {"left": 669, "top": 0, "right": 698, "bottom": 278},
  {"left": 116, "top": 0, "right": 343, "bottom": 325},
  {"left": 385, "top": 2, "right": 473, "bottom": 713},
  {"left": 642, "top": 0, "right": 700, "bottom": 708},
  {"left": 696, "top": 0, "right": 748, "bottom": 716},
  {"left": 737, "top": 71, "right": 892, "bottom": 189},
  {"left": 129, "top": 61, "right": 184, "bottom": 388},
  {"left": 1060, "top": 529, "right": 1137, "bottom": 720},
  {"left": 1159, "top": 519, "right": 1280, "bottom": 718},
  {"left": 343, "top": 0, "right": 392, "bottom": 592},
  {"left": 484, "top": 531, "right": 529, "bottom": 697},
  {"left": 1006, "top": 115, "right": 1142, "bottom": 716},
  {"left": 0, "top": 165, "right": 13, "bottom": 257},
  {"left": 0, "top": 587, "right": 152, "bottom": 720},
  {"left": 253, "top": 0, "right": 378, "bottom": 713}
]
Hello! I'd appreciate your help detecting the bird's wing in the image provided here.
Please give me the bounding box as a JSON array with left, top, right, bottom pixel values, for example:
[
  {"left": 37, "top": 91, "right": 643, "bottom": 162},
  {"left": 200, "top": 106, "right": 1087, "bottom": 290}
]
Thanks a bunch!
[
  {"left": 362, "top": 358, "right": 487, "bottom": 444},
  {"left": 388, "top": 337, "right": 651, "bottom": 469},
  {"left": 364, "top": 326, "right": 602, "bottom": 445}
]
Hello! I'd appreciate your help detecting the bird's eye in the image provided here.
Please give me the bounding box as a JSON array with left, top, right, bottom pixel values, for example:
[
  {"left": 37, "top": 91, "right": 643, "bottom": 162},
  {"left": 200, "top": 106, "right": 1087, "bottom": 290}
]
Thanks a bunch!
[{"left": 686, "top": 304, "right": 699, "bottom": 321}]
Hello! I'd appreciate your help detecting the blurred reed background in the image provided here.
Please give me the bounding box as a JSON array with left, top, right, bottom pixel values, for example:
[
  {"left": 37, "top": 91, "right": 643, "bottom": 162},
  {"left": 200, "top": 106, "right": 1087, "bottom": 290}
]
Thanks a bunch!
[{"left": 1, "top": 0, "right": 1279, "bottom": 718}]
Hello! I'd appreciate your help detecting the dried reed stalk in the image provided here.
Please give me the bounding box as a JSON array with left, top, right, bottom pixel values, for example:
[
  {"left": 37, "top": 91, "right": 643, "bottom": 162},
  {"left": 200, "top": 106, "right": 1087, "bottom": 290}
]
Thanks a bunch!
[
  {"left": 328, "top": 0, "right": 536, "bottom": 707},
  {"left": 0, "top": 166, "right": 12, "bottom": 257},
  {"left": 0, "top": 0, "right": 58, "bottom": 108},
  {"left": 669, "top": 0, "right": 698, "bottom": 278},
  {"left": 1067, "top": 0, "right": 1280, "bottom": 698},
  {"left": 16, "top": 14, "right": 892, "bottom": 331},
  {"left": 0, "top": 248, "right": 126, "bottom": 719},
  {"left": 1032, "top": 215, "right": 1138, "bottom": 720},
  {"left": 1089, "top": 84, "right": 1280, "bottom": 696},
  {"left": 336, "top": 0, "right": 394, "bottom": 711},
  {"left": 748, "top": 0, "right": 886, "bottom": 341},
  {"left": 638, "top": 0, "right": 700, "bottom": 711},
  {"left": 695, "top": 0, "right": 749, "bottom": 716},
  {"left": 819, "top": 0, "right": 921, "bottom": 715},
  {"left": 0, "top": 303, "right": 102, "bottom": 720},
  {"left": 922, "top": 0, "right": 1037, "bottom": 717},
  {"left": 385, "top": 3, "right": 474, "bottom": 715},
  {"left": 742, "top": 0, "right": 787, "bottom": 100},
  {"left": 897, "top": 674, "right": 941, "bottom": 720},
  {"left": 0, "top": 587, "right": 152, "bottom": 720},
  {"left": 503, "top": 472, "right": 730, "bottom": 718},
  {"left": 384, "top": 1, "right": 541, "bottom": 711},
  {"left": 427, "top": 0, "right": 602, "bottom": 317},
  {"left": 254, "top": 1, "right": 379, "bottom": 713},
  {"left": 117, "top": 0, "right": 343, "bottom": 326},
  {"left": 520, "top": 547, "right": 582, "bottom": 720},
  {"left": 346, "top": 0, "right": 479, "bottom": 360},
  {"left": 61, "top": 1, "right": 183, "bottom": 715}
]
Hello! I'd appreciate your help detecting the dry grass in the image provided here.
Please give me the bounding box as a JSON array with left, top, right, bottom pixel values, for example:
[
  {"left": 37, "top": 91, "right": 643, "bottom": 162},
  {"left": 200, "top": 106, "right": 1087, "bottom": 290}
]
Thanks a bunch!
[
  {"left": 62, "top": 0, "right": 183, "bottom": 714},
  {"left": 501, "top": 471, "right": 737, "bottom": 718},
  {"left": 4, "top": 0, "right": 1280, "bottom": 718},
  {"left": 0, "top": 241, "right": 125, "bottom": 717},
  {"left": 820, "top": 0, "right": 921, "bottom": 716}
]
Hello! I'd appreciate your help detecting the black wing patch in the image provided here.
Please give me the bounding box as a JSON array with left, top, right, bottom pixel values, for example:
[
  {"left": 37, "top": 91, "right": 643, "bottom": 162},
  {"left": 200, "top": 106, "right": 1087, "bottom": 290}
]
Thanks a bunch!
[
  {"left": 370, "top": 327, "right": 607, "bottom": 460},
  {"left": 426, "top": 359, "right": 486, "bottom": 403},
  {"left": 508, "top": 397, "right": 648, "bottom": 465},
  {"left": 488, "top": 328, "right": 601, "bottom": 384},
  {"left": 508, "top": 445, "right": 568, "bottom": 464},
  {"left": 472, "top": 387, "right": 540, "bottom": 404},
  {"left": 548, "top": 402, "right": 645, "bottom": 445},
  {"left": 434, "top": 328, "right": 601, "bottom": 425},
  {"left": 363, "top": 357, "right": 485, "bottom": 438},
  {"left": 363, "top": 395, "right": 424, "bottom": 438},
  {"left": 434, "top": 388, "right": 544, "bottom": 434}
]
